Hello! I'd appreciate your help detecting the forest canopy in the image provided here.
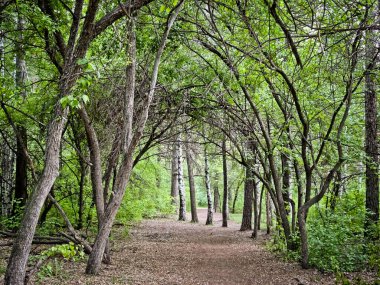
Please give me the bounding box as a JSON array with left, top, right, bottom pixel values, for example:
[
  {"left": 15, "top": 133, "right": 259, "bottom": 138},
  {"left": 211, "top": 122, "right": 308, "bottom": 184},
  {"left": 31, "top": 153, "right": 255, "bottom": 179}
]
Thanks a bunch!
[{"left": 0, "top": 0, "right": 379, "bottom": 284}]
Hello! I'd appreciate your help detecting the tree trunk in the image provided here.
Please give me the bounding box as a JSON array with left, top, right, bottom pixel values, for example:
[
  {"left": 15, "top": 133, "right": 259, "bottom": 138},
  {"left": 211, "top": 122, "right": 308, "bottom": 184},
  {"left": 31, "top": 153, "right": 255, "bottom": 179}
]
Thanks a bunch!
[
  {"left": 258, "top": 185, "right": 264, "bottom": 230},
  {"left": 204, "top": 147, "right": 213, "bottom": 225},
  {"left": 330, "top": 171, "right": 341, "bottom": 212},
  {"left": 5, "top": 104, "right": 69, "bottom": 285},
  {"left": 14, "top": 14, "right": 28, "bottom": 211},
  {"left": 14, "top": 127, "right": 27, "bottom": 211},
  {"left": 186, "top": 141, "right": 198, "bottom": 223},
  {"left": 266, "top": 190, "right": 272, "bottom": 235},
  {"left": 178, "top": 139, "right": 186, "bottom": 221},
  {"left": 251, "top": 177, "right": 259, "bottom": 238},
  {"left": 85, "top": 150, "right": 134, "bottom": 274},
  {"left": 364, "top": 7, "right": 379, "bottom": 238},
  {"left": 1, "top": 140, "right": 14, "bottom": 218},
  {"left": 85, "top": 4, "right": 185, "bottom": 272},
  {"left": 232, "top": 183, "right": 239, "bottom": 214},
  {"left": 222, "top": 139, "right": 228, "bottom": 227},
  {"left": 281, "top": 153, "right": 290, "bottom": 214},
  {"left": 298, "top": 209, "right": 308, "bottom": 268},
  {"left": 77, "top": 161, "right": 87, "bottom": 229},
  {"left": 214, "top": 179, "right": 220, "bottom": 213},
  {"left": 240, "top": 166, "right": 253, "bottom": 231},
  {"left": 170, "top": 142, "right": 179, "bottom": 206}
]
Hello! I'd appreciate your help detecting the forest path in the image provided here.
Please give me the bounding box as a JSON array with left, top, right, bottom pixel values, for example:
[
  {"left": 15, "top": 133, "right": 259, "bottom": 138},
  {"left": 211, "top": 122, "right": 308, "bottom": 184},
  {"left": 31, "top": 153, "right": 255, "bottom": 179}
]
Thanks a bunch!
[{"left": 55, "top": 208, "right": 334, "bottom": 285}]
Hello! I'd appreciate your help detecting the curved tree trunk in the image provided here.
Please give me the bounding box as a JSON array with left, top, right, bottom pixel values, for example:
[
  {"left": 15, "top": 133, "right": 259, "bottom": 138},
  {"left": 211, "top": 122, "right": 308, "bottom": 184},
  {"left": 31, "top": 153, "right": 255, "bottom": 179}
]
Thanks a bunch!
[{"left": 5, "top": 104, "right": 69, "bottom": 285}]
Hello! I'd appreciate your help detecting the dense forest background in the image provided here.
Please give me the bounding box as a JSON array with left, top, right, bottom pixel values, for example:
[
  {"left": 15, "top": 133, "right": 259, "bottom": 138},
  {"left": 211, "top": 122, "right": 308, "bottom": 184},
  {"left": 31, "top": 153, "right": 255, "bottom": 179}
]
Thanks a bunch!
[{"left": 0, "top": 0, "right": 380, "bottom": 284}]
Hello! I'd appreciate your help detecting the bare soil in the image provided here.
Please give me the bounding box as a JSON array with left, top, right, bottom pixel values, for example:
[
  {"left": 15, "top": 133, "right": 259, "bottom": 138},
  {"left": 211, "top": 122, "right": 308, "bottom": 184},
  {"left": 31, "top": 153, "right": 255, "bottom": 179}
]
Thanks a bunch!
[{"left": 2, "top": 209, "right": 337, "bottom": 284}]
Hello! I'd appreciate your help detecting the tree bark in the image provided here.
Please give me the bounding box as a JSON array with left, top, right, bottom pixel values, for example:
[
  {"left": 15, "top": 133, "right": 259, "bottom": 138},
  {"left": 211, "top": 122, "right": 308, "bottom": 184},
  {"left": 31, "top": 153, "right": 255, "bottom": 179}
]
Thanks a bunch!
[
  {"left": 222, "top": 139, "right": 228, "bottom": 227},
  {"left": 186, "top": 140, "right": 198, "bottom": 223},
  {"left": 170, "top": 141, "right": 179, "bottom": 206},
  {"left": 204, "top": 146, "right": 213, "bottom": 225},
  {"left": 364, "top": 4, "right": 379, "bottom": 238},
  {"left": 213, "top": 179, "right": 220, "bottom": 213},
  {"left": 240, "top": 166, "right": 253, "bottom": 231},
  {"left": 266, "top": 190, "right": 272, "bottom": 235},
  {"left": 4, "top": 104, "right": 69, "bottom": 285},
  {"left": 14, "top": 14, "right": 28, "bottom": 211},
  {"left": 178, "top": 139, "right": 186, "bottom": 221},
  {"left": 1, "top": 140, "right": 14, "bottom": 218},
  {"left": 251, "top": 177, "right": 259, "bottom": 238},
  {"left": 258, "top": 185, "right": 264, "bottom": 230}
]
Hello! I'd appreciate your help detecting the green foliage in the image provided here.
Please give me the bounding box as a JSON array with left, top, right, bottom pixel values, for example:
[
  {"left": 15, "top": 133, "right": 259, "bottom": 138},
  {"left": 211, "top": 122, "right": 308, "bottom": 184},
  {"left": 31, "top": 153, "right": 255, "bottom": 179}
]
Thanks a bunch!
[
  {"left": 366, "top": 224, "right": 380, "bottom": 274},
  {"left": 0, "top": 201, "right": 23, "bottom": 230},
  {"left": 335, "top": 272, "right": 380, "bottom": 285},
  {"left": 307, "top": 191, "right": 367, "bottom": 272},
  {"left": 116, "top": 155, "right": 174, "bottom": 224},
  {"left": 42, "top": 242, "right": 85, "bottom": 261}
]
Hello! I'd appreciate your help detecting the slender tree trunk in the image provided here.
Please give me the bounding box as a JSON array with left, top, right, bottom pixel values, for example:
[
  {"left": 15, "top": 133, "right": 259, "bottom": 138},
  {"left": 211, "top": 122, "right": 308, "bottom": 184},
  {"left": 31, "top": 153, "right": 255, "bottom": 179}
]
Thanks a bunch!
[
  {"left": 170, "top": 141, "right": 179, "bottom": 206},
  {"left": 1, "top": 141, "right": 14, "bottom": 218},
  {"left": 330, "top": 171, "right": 341, "bottom": 212},
  {"left": 77, "top": 162, "right": 87, "bottom": 229},
  {"left": 85, "top": 150, "right": 134, "bottom": 274},
  {"left": 186, "top": 140, "right": 198, "bottom": 223},
  {"left": 222, "top": 139, "right": 228, "bottom": 227},
  {"left": 258, "top": 185, "right": 264, "bottom": 230},
  {"left": 281, "top": 153, "right": 290, "bottom": 214},
  {"left": 251, "top": 177, "right": 259, "bottom": 238},
  {"left": 14, "top": 127, "right": 27, "bottom": 210},
  {"left": 232, "top": 183, "right": 239, "bottom": 214},
  {"left": 266, "top": 190, "right": 272, "bottom": 234},
  {"left": 240, "top": 166, "right": 253, "bottom": 231},
  {"left": 14, "top": 14, "right": 28, "bottom": 211},
  {"left": 178, "top": 139, "right": 186, "bottom": 221},
  {"left": 0, "top": 18, "right": 13, "bottom": 218},
  {"left": 204, "top": 147, "right": 213, "bottom": 225},
  {"left": 214, "top": 179, "right": 220, "bottom": 213}
]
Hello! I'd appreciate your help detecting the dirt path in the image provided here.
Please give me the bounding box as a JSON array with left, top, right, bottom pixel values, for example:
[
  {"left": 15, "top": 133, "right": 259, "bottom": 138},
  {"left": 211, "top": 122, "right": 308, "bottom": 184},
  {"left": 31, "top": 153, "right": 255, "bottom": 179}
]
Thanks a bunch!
[{"left": 42, "top": 209, "right": 334, "bottom": 285}]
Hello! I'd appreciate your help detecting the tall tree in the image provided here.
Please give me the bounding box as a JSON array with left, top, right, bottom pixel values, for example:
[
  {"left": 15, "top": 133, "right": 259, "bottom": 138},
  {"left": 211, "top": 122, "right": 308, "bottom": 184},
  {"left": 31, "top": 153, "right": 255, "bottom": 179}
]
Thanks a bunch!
[
  {"left": 364, "top": 1, "right": 379, "bottom": 238},
  {"left": 186, "top": 139, "right": 198, "bottom": 223},
  {"left": 222, "top": 138, "right": 228, "bottom": 227},
  {"left": 178, "top": 138, "right": 186, "bottom": 221},
  {"left": 14, "top": 13, "right": 28, "bottom": 211},
  {"left": 240, "top": 165, "right": 253, "bottom": 231},
  {"left": 171, "top": 141, "right": 179, "bottom": 206},
  {"left": 204, "top": 146, "right": 213, "bottom": 225},
  {"left": 5, "top": 1, "right": 154, "bottom": 283}
]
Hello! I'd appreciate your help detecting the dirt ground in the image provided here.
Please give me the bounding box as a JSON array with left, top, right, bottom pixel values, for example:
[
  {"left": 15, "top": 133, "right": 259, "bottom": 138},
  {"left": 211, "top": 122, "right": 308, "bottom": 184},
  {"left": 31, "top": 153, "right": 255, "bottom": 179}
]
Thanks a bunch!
[{"left": 0, "top": 209, "right": 340, "bottom": 285}]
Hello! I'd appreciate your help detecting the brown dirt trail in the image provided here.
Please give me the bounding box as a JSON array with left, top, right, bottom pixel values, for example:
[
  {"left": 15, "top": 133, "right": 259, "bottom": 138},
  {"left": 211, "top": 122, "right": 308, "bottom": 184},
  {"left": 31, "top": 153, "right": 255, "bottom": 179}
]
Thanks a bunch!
[{"left": 2, "top": 209, "right": 335, "bottom": 284}]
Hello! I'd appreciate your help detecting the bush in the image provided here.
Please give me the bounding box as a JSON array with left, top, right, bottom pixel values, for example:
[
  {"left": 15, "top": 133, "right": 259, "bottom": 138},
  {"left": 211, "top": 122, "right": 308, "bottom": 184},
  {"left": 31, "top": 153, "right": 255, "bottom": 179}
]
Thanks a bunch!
[{"left": 307, "top": 190, "right": 367, "bottom": 272}]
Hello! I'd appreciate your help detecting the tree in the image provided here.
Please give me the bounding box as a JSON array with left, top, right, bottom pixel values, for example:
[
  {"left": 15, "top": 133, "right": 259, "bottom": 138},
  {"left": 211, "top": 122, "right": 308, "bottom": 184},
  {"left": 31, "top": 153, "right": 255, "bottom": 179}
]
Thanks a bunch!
[
  {"left": 177, "top": 137, "right": 186, "bottom": 221},
  {"left": 186, "top": 138, "right": 199, "bottom": 223},
  {"left": 222, "top": 138, "right": 228, "bottom": 227},
  {"left": 204, "top": 145, "right": 213, "bottom": 225},
  {"left": 5, "top": 1, "right": 153, "bottom": 283},
  {"left": 364, "top": 1, "right": 379, "bottom": 238}
]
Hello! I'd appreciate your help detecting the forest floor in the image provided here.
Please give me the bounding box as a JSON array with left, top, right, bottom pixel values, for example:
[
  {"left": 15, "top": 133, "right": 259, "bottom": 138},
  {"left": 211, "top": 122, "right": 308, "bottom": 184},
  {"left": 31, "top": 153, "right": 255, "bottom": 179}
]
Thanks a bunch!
[{"left": 1, "top": 208, "right": 371, "bottom": 285}]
